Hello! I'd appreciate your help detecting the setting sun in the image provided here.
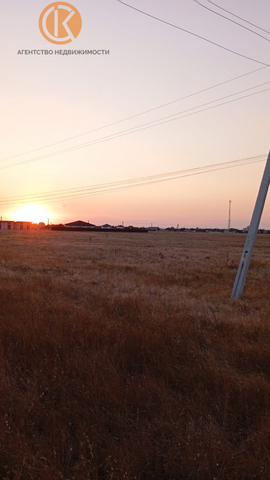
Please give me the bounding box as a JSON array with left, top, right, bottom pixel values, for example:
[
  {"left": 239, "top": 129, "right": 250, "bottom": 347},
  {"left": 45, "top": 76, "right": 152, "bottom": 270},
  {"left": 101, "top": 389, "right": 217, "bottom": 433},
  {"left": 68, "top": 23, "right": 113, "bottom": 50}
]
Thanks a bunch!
[{"left": 11, "top": 204, "right": 51, "bottom": 224}]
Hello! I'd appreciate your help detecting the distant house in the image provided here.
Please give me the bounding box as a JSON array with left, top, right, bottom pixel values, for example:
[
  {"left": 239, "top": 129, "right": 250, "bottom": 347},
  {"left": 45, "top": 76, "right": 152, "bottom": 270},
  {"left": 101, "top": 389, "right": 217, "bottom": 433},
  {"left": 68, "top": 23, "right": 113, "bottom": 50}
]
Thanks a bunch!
[
  {"left": 65, "top": 220, "right": 95, "bottom": 228},
  {"left": 14, "top": 221, "right": 32, "bottom": 231},
  {"left": 0, "top": 220, "right": 14, "bottom": 230},
  {"left": 101, "top": 223, "right": 112, "bottom": 229},
  {"left": 0, "top": 221, "right": 32, "bottom": 230}
]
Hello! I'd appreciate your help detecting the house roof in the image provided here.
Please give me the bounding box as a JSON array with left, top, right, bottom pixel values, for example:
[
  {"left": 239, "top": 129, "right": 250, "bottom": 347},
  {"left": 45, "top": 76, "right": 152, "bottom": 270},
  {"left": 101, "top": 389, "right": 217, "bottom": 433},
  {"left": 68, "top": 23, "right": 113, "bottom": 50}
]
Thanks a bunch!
[{"left": 65, "top": 220, "right": 96, "bottom": 227}]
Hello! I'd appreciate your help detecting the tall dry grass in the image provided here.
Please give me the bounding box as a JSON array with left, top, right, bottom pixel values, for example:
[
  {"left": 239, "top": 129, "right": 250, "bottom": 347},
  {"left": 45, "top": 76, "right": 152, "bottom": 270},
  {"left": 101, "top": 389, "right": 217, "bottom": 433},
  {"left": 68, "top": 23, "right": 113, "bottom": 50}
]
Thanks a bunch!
[{"left": 0, "top": 230, "right": 270, "bottom": 479}]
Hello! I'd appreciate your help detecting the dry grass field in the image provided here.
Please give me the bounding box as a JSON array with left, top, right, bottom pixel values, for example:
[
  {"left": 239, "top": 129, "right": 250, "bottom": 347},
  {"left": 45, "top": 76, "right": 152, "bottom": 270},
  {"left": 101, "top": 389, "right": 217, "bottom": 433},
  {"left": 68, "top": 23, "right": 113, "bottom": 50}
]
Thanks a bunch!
[{"left": 0, "top": 230, "right": 270, "bottom": 480}]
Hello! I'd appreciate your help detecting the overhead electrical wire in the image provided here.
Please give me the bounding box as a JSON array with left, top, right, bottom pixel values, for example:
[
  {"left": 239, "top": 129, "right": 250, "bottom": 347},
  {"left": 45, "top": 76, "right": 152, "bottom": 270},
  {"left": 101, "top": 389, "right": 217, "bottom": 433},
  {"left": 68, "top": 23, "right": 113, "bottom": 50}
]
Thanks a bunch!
[
  {"left": 1, "top": 66, "right": 267, "bottom": 164},
  {"left": 208, "top": 0, "right": 270, "bottom": 36},
  {"left": 193, "top": 0, "right": 270, "bottom": 43},
  {"left": 1, "top": 82, "right": 270, "bottom": 171},
  {"left": 2, "top": 153, "right": 265, "bottom": 201},
  {"left": 116, "top": 0, "right": 269, "bottom": 66},
  {"left": 0, "top": 155, "right": 266, "bottom": 206},
  {"left": 3, "top": 154, "right": 265, "bottom": 201}
]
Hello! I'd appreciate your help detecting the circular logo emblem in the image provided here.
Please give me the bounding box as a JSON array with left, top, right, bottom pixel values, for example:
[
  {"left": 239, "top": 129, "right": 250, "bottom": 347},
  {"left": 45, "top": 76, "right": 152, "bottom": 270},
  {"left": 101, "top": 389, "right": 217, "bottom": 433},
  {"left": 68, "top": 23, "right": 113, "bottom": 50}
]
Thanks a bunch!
[{"left": 39, "top": 2, "right": 82, "bottom": 44}]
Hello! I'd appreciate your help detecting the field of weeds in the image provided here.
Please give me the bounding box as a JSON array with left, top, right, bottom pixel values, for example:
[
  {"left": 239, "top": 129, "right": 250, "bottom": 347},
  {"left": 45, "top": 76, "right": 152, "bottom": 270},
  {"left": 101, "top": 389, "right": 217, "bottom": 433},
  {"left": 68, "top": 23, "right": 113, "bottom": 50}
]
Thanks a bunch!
[{"left": 0, "top": 229, "right": 270, "bottom": 480}]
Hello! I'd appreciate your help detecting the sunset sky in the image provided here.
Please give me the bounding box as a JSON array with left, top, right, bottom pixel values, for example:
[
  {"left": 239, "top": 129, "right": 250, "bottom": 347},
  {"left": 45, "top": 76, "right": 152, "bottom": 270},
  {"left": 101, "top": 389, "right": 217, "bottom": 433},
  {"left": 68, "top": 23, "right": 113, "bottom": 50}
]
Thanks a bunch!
[{"left": 1, "top": 0, "right": 270, "bottom": 228}]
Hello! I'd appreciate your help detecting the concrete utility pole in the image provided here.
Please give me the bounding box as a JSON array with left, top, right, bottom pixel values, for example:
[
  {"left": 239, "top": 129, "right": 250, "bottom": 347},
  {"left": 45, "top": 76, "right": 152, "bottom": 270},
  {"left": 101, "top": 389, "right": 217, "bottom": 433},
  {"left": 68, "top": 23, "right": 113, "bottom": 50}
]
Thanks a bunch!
[
  {"left": 231, "top": 151, "right": 270, "bottom": 299},
  {"left": 228, "top": 200, "right": 231, "bottom": 230}
]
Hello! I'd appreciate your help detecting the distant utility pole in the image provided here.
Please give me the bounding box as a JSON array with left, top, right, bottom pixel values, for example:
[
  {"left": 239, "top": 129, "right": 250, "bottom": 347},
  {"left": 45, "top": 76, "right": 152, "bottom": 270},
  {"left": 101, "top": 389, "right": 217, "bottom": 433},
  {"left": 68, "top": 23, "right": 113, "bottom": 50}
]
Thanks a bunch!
[
  {"left": 228, "top": 200, "right": 231, "bottom": 230},
  {"left": 231, "top": 151, "right": 270, "bottom": 299}
]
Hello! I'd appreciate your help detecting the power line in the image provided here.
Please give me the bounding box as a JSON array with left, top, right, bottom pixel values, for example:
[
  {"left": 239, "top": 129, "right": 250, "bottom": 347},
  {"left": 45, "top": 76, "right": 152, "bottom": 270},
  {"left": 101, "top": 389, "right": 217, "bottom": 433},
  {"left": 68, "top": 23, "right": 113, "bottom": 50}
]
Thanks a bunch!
[
  {"left": 193, "top": 0, "right": 270, "bottom": 43},
  {"left": 1, "top": 154, "right": 264, "bottom": 202},
  {"left": 116, "top": 0, "right": 269, "bottom": 66},
  {"left": 1, "top": 82, "right": 270, "bottom": 171},
  {"left": 2, "top": 154, "right": 265, "bottom": 201},
  {"left": 0, "top": 155, "right": 266, "bottom": 206},
  {"left": 2, "top": 85, "right": 270, "bottom": 170},
  {"left": 31, "top": 158, "right": 266, "bottom": 202},
  {"left": 208, "top": 0, "right": 270, "bottom": 36},
  {"left": 1, "top": 66, "right": 266, "bottom": 164},
  {"left": 1, "top": 158, "right": 265, "bottom": 204}
]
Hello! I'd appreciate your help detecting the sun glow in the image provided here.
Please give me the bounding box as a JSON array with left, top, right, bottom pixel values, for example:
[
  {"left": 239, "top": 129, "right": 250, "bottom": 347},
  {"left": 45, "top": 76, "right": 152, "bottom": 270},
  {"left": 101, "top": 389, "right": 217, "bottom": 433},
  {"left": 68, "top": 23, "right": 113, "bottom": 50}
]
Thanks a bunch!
[{"left": 11, "top": 204, "right": 51, "bottom": 224}]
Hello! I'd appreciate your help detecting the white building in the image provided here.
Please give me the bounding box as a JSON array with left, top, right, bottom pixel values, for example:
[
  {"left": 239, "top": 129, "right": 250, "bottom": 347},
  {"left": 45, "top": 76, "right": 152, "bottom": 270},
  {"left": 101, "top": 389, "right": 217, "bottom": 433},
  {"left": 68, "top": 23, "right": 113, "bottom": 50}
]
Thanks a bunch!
[
  {"left": 0, "top": 221, "right": 14, "bottom": 230},
  {"left": 0, "top": 221, "right": 33, "bottom": 230}
]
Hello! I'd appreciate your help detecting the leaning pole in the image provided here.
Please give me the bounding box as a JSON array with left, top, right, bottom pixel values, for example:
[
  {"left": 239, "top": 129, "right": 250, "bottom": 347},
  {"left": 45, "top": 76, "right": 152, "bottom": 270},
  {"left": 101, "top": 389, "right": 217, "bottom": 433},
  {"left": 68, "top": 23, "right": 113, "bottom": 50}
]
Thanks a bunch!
[{"left": 231, "top": 151, "right": 270, "bottom": 299}]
